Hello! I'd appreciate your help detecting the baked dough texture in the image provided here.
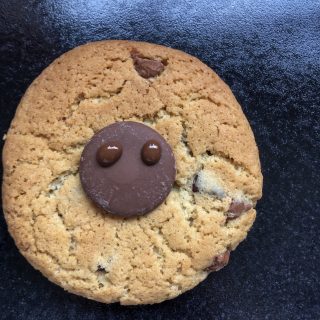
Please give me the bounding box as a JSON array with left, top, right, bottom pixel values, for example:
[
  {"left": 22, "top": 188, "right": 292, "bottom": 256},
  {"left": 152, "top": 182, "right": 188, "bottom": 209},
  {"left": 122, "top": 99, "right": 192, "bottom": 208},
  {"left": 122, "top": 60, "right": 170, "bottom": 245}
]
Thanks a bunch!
[{"left": 2, "top": 40, "right": 262, "bottom": 305}]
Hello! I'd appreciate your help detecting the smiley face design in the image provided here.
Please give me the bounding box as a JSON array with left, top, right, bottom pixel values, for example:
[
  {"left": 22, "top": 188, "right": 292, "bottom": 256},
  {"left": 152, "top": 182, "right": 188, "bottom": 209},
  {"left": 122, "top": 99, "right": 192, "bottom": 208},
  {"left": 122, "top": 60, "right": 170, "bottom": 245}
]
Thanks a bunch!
[{"left": 80, "top": 122, "right": 176, "bottom": 217}]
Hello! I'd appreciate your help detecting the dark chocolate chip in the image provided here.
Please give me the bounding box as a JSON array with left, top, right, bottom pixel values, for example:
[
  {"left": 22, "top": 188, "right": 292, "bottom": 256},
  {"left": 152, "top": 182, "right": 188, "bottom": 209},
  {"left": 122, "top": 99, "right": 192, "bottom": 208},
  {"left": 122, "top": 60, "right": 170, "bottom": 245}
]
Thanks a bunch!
[
  {"left": 205, "top": 251, "right": 230, "bottom": 272},
  {"left": 97, "top": 265, "right": 106, "bottom": 272},
  {"left": 141, "top": 139, "right": 161, "bottom": 165},
  {"left": 80, "top": 121, "right": 176, "bottom": 217},
  {"left": 96, "top": 141, "right": 122, "bottom": 167},
  {"left": 131, "top": 49, "right": 165, "bottom": 78},
  {"left": 192, "top": 175, "right": 199, "bottom": 192},
  {"left": 227, "top": 200, "right": 253, "bottom": 220}
]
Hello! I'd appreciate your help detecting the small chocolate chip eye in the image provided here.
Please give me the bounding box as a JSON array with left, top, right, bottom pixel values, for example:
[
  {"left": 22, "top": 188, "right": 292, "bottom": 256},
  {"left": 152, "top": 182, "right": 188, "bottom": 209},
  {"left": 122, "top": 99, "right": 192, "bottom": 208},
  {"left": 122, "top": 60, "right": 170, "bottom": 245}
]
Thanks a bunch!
[
  {"left": 96, "top": 141, "right": 122, "bottom": 167},
  {"left": 141, "top": 139, "right": 161, "bottom": 165}
]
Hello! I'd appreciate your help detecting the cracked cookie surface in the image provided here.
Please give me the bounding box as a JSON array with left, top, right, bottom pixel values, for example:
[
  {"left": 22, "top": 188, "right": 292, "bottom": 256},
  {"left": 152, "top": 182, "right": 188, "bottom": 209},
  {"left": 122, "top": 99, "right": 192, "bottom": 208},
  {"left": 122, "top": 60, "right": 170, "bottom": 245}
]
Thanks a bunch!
[{"left": 2, "top": 40, "right": 263, "bottom": 305}]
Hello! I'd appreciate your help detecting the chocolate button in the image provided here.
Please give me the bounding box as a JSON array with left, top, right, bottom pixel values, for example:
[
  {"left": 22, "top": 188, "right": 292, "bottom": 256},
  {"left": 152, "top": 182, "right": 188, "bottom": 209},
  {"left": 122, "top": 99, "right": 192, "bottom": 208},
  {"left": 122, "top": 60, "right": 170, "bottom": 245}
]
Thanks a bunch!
[
  {"left": 96, "top": 141, "right": 122, "bottom": 167},
  {"left": 141, "top": 139, "right": 161, "bottom": 165},
  {"left": 80, "top": 122, "right": 176, "bottom": 217}
]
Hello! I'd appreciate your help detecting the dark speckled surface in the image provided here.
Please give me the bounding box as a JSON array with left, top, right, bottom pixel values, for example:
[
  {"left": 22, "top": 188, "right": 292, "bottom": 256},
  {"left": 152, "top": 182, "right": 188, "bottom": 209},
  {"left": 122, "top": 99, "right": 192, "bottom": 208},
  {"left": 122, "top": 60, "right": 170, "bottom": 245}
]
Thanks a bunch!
[{"left": 0, "top": 1, "right": 319, "bottom": 319}]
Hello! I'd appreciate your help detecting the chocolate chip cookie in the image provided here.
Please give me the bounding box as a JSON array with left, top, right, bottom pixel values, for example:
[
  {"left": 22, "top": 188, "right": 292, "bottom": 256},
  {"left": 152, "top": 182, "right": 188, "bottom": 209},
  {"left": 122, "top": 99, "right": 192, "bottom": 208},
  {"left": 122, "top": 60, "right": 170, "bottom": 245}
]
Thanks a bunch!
[{"left": 2, "top": 40, "right": 263, "bottom": 305}]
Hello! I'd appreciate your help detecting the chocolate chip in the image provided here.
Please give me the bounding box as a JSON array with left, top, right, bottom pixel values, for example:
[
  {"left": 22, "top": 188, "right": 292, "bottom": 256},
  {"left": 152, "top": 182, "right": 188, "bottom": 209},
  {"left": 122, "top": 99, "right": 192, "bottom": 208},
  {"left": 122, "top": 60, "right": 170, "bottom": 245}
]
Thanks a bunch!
[
  {"left": 80, "top": 121, "right": 176, "bottom": 217},
  {"left": 206, "top": 251, "right": 230, "bottom": 272},
  {"left": 97, "top": 265, "right": 106, "bottom": 272},
  {"left": 141, "top": 139, "right": 161, "bottom": 165},
  {"left": 192, "top": 175, "right": 199, "bottom": 192},
  {"left": 96, "top": 141, "right": 122, "bottom": 167},
  {"left": 227, "top": 200, "right": 253, "bottom": 220},
  {"left": 131, "top": 49, "right": 165, "bottom": 78}
]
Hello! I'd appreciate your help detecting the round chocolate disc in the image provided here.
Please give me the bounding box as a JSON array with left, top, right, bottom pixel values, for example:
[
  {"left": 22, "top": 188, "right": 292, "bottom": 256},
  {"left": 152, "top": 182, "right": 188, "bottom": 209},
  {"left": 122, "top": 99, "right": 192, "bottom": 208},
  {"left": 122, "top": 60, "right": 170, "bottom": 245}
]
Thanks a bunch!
[{"left": 79, "top": 121, "right": 176, "bottom": 217}]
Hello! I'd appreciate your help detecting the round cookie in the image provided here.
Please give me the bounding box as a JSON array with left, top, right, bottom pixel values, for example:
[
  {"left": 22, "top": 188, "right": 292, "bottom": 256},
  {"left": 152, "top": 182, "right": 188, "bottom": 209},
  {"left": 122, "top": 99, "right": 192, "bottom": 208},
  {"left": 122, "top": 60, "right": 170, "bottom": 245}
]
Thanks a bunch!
[{"left": 2, "top": 40, "right": 263, "bottom": 305}]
